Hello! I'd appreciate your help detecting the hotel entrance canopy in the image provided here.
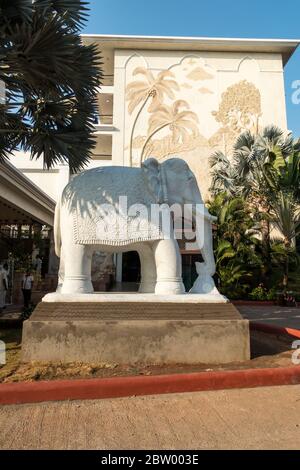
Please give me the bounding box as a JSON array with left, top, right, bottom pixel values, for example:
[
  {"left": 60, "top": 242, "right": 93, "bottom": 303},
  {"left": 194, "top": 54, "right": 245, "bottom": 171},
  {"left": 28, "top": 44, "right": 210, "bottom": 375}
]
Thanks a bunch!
[{"left": 0, "top": 160, "right": 55, "bottom": 227}]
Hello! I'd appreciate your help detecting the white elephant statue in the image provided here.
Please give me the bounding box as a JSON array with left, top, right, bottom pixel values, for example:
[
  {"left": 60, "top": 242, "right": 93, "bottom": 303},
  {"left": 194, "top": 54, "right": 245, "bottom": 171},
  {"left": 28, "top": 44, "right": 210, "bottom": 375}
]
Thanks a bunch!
[{"left": 54, "top": 158, "right": 219, "bottom": 296}]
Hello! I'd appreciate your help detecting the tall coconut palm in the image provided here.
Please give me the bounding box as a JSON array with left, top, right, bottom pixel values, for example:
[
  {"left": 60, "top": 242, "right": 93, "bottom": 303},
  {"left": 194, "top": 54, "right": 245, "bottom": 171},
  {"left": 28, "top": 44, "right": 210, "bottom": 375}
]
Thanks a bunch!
[
  {"left": 139, "top": 100, "right": 199, "bottom": 164},
  {"left": 126, "top": 67, "right": 179, "bottom": 165},
  {"left": 0, "top": 0, "right": 102, "bottom": 172}
]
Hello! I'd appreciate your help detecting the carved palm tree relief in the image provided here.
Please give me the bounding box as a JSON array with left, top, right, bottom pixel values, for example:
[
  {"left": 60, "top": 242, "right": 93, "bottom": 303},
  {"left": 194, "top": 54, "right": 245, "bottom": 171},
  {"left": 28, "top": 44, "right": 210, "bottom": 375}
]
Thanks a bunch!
[
  {"left": 139, "top": 100, "right": 199, "bottom": 165},
  {"left": 126, "top": 67, "right": 179, "bottom": 165}
]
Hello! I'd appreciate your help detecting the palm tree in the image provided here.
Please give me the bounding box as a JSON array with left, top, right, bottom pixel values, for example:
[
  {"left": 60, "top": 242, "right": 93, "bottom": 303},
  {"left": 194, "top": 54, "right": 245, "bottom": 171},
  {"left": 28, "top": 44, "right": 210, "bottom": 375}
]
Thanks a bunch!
[
  {"left": 0, "top": 0, "right": 102, "bottom": 172},
  {"left": 233, "top": 127, "right": 294, "bottom": 277},
  {"left": 276, "top": 143, "right": 300, "bottom": 202},
  {"left": 210, "top": 126, "right": 300, "bottom": 289},
  {"left": 210, "top": 126, "right": 294, "bottom": 198},
  {"left": 209, "top": 151, "right": 238, "bottom": 196},
  {"left": 208, "top": 192, "right": 262, "bottom": 297},
  {"left": 126, "top": 67, "right": 179, "bottom": 165},
  {"left": 139, "top": 100, "right": 199, "bottom": 164},
  {"left": 270, "top": 192, "right": 300, "bottom": 290}
]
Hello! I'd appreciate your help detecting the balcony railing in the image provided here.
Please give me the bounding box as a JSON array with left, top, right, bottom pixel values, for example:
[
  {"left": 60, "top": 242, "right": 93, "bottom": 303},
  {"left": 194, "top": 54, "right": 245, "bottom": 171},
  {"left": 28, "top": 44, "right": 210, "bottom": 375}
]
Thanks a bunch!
[
  {"left": 99, "top": 114, "right": 113, "bottom": 125},
  {"left": 93, "top": 114, "right": 113, "bottom": 126}
]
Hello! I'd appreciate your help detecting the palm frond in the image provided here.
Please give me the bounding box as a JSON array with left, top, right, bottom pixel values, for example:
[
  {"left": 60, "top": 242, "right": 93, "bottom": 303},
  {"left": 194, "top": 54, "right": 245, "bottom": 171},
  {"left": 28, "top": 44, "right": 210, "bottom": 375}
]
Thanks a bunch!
[{"left": 0, "top": 0, "right": 102, "bottom": 169}]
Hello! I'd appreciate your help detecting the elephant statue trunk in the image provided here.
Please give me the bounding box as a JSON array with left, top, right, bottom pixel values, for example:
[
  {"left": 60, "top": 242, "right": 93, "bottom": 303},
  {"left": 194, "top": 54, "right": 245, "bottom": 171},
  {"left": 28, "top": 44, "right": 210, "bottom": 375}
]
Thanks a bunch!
[{"left": 188, "top": 206, "right": 218, "bottom": 295}]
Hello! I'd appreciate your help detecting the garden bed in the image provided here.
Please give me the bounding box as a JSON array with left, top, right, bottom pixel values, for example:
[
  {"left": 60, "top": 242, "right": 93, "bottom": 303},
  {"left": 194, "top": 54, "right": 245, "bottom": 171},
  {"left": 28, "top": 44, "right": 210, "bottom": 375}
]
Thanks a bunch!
[{"left": 0, "top": 327, "right": 297, "bottom": 384}]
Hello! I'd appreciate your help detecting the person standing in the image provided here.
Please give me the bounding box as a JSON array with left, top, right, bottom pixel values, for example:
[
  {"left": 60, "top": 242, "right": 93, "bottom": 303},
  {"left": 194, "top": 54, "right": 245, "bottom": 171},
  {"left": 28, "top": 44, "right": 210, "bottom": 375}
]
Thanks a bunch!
[
  {"left": 3, "top": 263, "right": 9, "bottom": 277},
  {"left": 0, "top": 264, "right": 8, "bottom": 313},
  {"left": 22, "top": 271, "right": 34, "bottom": 309}
]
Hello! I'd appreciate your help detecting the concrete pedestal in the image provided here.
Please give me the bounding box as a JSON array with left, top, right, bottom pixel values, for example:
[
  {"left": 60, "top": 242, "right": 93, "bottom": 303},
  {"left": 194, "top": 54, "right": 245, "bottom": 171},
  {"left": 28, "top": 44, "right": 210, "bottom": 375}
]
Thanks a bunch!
[{"left": 22, "top": 296, "right": 250, "bottom": 365}]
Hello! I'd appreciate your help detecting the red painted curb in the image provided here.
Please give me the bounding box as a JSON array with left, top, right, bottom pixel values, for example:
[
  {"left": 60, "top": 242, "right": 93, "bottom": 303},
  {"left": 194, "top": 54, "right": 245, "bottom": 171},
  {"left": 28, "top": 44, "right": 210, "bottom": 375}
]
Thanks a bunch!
[
  {"left": 0, "top": 366, "right": 300, "bottom": 406},
  {"left": 250, "top": 322, "right": 300, "bottom": 339}
]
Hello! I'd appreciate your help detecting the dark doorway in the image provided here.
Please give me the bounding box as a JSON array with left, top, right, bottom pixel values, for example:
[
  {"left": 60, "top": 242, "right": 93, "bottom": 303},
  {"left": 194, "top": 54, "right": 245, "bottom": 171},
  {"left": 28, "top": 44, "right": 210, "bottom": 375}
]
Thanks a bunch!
[
  {"left": 121, "top": 251, "right": 202, "bottom": 292},
  {"left": 182, "top": 253, "right": 203, "bottom": 292},
  {"left": 122, "top": 251, "right": 141, "bottom": 283}
]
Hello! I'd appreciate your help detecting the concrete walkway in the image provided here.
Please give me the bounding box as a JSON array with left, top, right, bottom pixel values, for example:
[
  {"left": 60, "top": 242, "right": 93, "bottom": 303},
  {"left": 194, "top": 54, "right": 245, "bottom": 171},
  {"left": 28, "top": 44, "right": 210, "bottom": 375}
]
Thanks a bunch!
[
  {"left": 238, "top": 305, "right": 300, "bottom": 330},
  {"left": 1, "top": 385, "right": 300, "bottom": 449}
]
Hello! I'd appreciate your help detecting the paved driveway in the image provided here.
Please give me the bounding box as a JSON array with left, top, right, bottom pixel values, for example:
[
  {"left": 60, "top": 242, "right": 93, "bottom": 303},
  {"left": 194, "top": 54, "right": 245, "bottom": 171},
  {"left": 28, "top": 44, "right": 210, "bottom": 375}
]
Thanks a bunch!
[
  {"left": 1, "top": 385, "right": 300, "bottom": 450},
  {"left": 238, "top": 305, "right": 300, "bottom": 330}
]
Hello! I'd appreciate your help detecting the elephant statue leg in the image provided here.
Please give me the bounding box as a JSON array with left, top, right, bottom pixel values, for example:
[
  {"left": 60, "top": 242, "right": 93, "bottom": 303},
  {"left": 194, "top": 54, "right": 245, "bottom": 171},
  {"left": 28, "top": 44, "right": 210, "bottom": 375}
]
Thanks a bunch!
[
  {"left": 153, "top": 239, "right": 185, "bottom": 295},
  {"left": 138, "top": 245, "right": 157, "bottom": 293},
  {"left": 61, "top": 244, "right": 94, "bottom": 294},
  {"left": 56, "top": 246, "right": 65, "bottom": 293}
]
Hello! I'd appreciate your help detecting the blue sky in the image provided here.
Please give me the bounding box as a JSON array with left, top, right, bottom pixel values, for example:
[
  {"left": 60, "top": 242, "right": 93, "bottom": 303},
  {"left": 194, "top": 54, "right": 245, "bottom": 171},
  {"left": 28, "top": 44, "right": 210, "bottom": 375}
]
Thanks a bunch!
[{"left": 83, "top": 0, "right": 300, "bottom": 137}]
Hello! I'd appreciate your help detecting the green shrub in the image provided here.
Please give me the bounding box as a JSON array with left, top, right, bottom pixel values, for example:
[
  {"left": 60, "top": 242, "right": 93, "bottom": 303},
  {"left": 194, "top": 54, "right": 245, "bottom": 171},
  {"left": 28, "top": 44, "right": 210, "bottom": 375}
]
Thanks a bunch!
[
  {"left": 249, "top": 286, "right": 277, "bottom": 301},
  {"left": 249, "top": 285, "right": 268, "bottom": 301},
  {"left": 266, "top": 288, "right": 277, "bottom": 301}
]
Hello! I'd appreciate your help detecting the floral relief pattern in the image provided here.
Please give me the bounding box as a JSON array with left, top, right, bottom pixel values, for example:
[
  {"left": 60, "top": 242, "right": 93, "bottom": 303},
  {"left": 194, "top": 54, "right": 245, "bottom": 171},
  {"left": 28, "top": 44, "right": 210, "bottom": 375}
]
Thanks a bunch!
[{"left": 212, "top": 80, "right": 262, "bottom": 134}]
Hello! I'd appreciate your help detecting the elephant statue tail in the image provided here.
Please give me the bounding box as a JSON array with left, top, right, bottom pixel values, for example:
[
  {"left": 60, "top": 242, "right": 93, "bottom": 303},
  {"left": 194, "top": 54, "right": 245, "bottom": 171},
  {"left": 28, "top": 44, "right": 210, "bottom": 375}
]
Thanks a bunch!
[{"left": 54, "top": 199, "right": 61, "bottom": 258}]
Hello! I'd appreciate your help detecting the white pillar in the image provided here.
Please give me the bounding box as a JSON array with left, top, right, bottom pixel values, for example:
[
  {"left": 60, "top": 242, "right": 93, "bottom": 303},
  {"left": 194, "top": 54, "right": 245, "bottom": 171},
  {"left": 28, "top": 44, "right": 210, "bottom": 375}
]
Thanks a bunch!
[{"left": 56, "top": 164, "right": 70, "bottom": 200}]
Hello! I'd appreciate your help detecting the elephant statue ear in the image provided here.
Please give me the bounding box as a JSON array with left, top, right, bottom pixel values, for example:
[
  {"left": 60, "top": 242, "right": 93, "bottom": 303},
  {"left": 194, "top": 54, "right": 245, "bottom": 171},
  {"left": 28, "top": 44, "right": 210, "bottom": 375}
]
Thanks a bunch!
[{"left": 142, "top": 158, "right": 161, "bottom": 202}]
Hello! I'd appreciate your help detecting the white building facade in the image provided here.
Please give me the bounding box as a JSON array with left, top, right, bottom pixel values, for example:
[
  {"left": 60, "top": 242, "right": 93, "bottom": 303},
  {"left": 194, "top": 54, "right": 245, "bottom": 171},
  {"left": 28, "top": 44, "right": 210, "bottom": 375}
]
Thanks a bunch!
[
  {"left": 9, "top": 35, "right": 300, "bottom": 200},
  {"left": 8, "top": 35, "right": 300, "bottom": 288}
]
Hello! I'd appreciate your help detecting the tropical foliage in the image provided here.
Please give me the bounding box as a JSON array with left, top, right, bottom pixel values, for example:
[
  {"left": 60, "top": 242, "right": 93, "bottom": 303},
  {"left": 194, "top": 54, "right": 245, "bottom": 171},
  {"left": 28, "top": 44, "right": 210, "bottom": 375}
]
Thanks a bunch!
[
  {"left": 209, "top": 126, "right": 300, "bottom": 297},
  {"left": 208, "top": 193, "right": 262, "bottom": 298},
  {"left": 0, "top": 0, "right": 102, "bottom": 172},
  {"left": 210, "top": 126, "right": 296, "bottom": 200}
]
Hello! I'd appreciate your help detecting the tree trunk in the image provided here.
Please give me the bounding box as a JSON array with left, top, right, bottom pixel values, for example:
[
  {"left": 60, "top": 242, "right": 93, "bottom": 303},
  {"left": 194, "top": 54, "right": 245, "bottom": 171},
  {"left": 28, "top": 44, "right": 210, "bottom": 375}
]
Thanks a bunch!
[
  {"left": 261, "top": 218, "right": 272, "bottom": 287},
  {"left": 139, "top": 122, "right": 170, "bottom": 165},
  {"left": 283, "top": 240, "right": 290, "bottom": 294}
]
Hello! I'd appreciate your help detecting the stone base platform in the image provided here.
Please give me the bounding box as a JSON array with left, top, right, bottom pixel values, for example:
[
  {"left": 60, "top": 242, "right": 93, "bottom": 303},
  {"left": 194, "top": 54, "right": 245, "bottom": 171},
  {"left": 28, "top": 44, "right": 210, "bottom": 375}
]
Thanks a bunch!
[{"left": 22, "top": 299, "right": 250, "bottom": 364}]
